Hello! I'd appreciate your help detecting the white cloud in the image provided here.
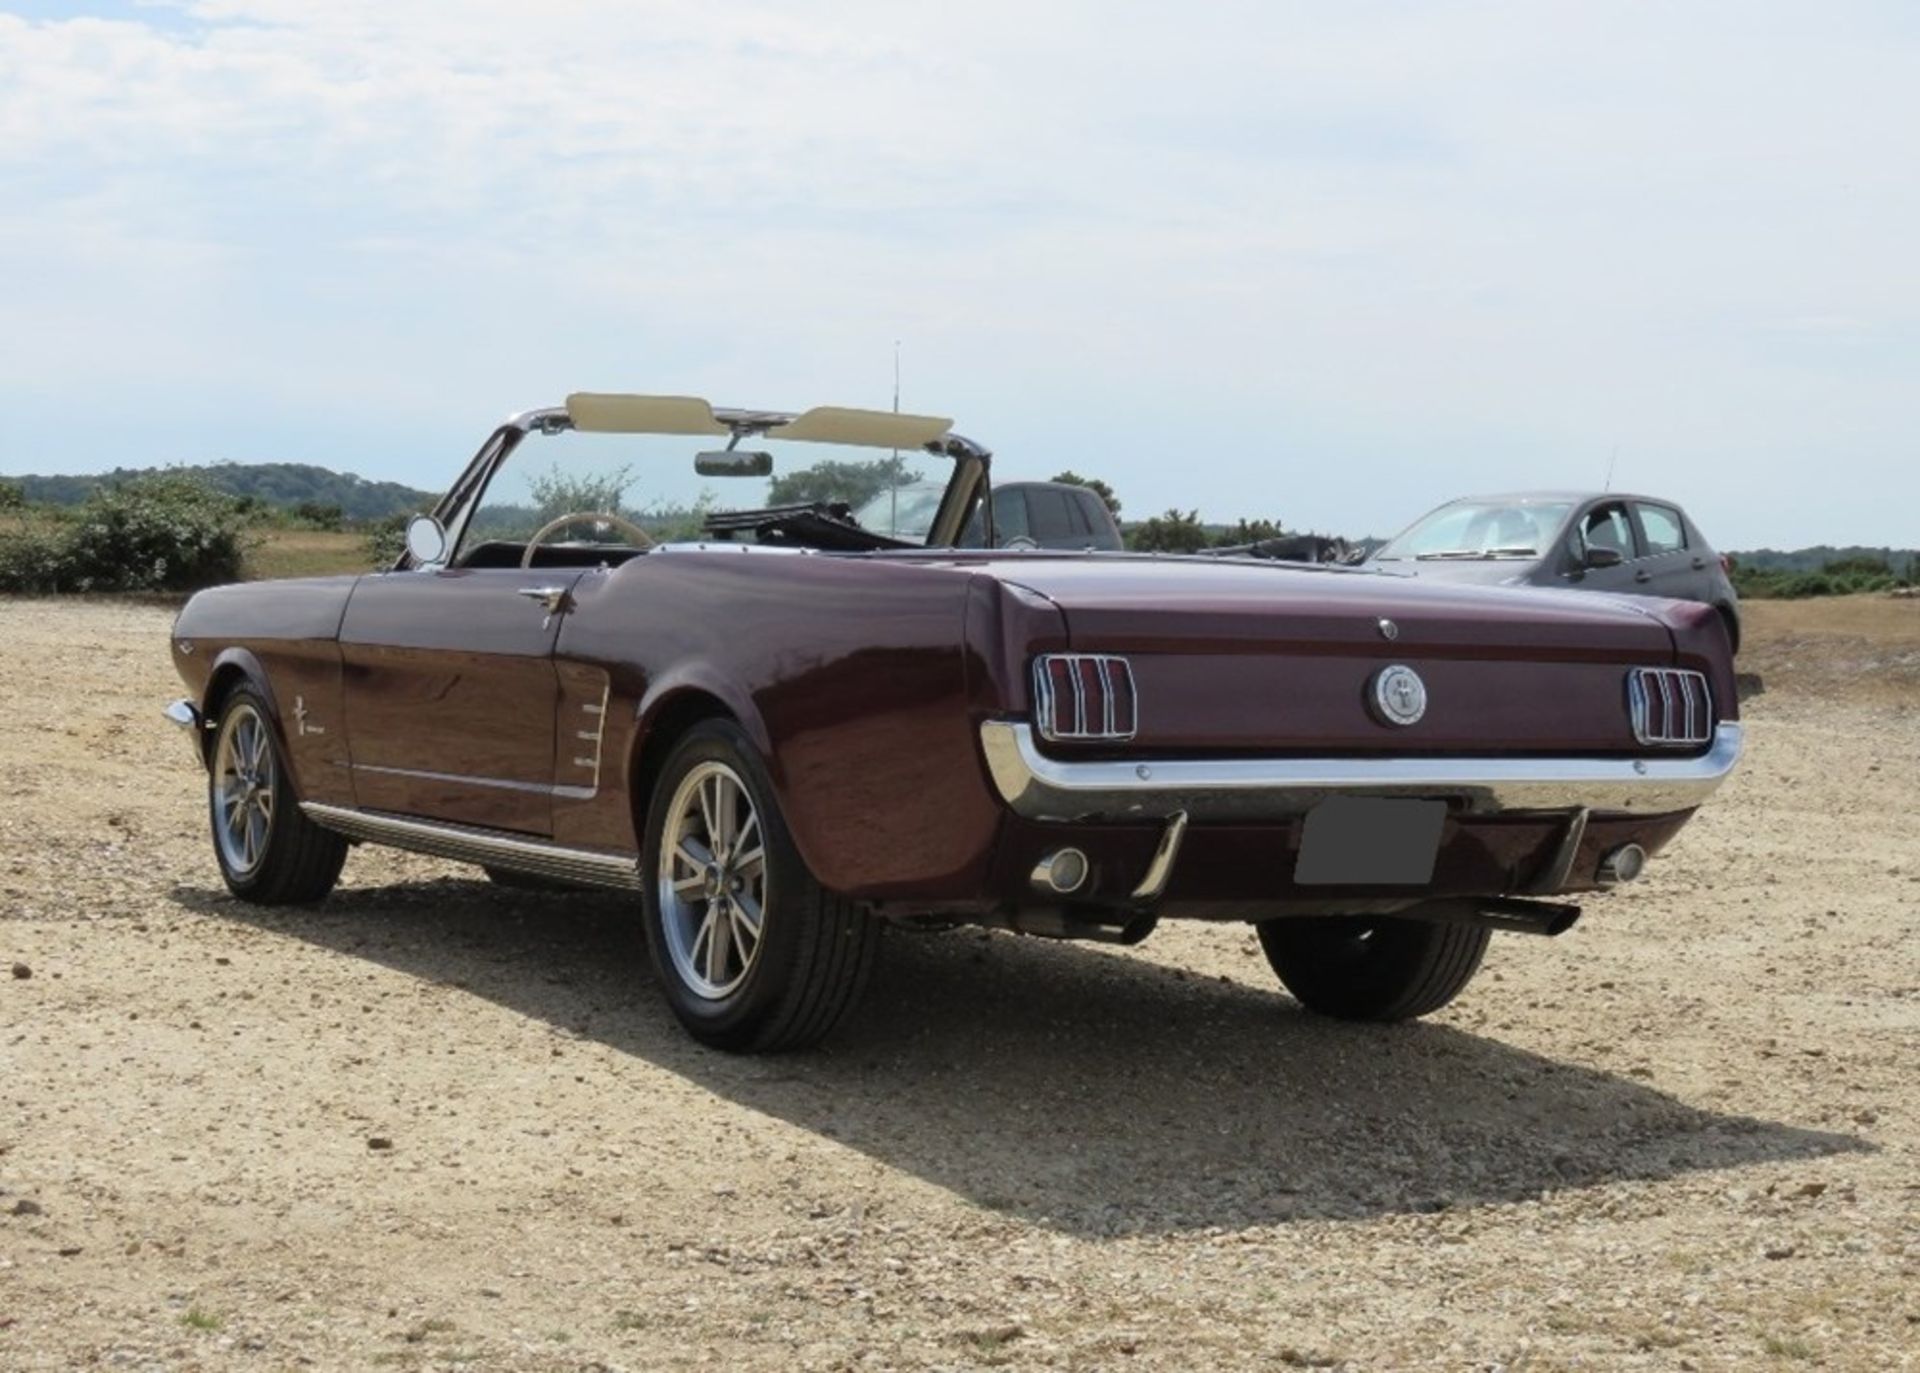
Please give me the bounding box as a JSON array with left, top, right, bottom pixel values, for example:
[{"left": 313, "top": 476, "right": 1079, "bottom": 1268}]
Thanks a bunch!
[{"left": 1, "top": 1, "right": 1916, "bottom": 544}]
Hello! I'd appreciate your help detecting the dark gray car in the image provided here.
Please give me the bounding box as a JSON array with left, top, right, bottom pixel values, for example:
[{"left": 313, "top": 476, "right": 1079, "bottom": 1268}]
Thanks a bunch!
[
  {"left": 1366, "top": 491, "right": 1742, "bottom": 651},
  {"left": 858, "top": 479, "right": 1125, "bottom": 551}
]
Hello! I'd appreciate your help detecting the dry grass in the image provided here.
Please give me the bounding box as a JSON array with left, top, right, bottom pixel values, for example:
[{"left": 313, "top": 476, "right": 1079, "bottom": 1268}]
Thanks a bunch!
[
  {"left": 242, "top": 528, "right": 371, "bottom": 580},
  {"left": 1740, "top": 594, "right": 1920, "bottom": 703}
]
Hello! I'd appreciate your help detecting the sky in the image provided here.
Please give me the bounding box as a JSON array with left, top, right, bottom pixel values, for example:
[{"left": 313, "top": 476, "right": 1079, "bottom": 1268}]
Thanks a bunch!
[{"left": 1, "top": 1, "right": 1915, "bottom": 548}]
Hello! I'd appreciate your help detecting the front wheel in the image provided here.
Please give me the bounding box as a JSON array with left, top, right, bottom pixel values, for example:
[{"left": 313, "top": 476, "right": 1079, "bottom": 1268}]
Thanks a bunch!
[
  {"left": 1256, "top": 915, "right": 1488, "bottom": 1021},
  {"left": 207, "top": 687, "right": 347, "bottom": 904},
  {"left": 638, "top": 720, "right": 879, "bottom": 1052}
]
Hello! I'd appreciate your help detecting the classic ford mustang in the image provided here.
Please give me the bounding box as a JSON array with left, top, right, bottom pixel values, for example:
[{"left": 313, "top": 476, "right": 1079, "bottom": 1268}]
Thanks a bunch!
[{"left": 166, "top": 394, "right": 1743, "bottom": 1050}]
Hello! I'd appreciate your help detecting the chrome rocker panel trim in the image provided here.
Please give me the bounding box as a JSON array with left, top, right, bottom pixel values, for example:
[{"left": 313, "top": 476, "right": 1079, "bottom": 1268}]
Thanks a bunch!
[
  {"left": 300, "top": 803, "right": 642, "bottom": 891},
  {"left": 979, "top": 721, "right": 1744, "bottom": 822}
]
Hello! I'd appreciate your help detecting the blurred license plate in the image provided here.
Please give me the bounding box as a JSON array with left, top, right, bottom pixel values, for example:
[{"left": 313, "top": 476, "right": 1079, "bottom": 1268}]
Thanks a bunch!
[{"left": 1294, "top": 798, "right": 1446, "bottom": 886}]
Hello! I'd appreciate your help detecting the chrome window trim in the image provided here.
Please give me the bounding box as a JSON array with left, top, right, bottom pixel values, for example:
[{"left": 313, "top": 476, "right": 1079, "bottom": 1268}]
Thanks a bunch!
[{"left": 978, "top": 720, "right": 1743, "bottom": 822}]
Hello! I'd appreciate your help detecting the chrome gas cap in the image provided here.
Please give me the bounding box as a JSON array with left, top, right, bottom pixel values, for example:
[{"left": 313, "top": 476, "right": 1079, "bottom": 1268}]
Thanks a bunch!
[{"left": 1369, "top": 664, "right": 1428, "bottom": 727}]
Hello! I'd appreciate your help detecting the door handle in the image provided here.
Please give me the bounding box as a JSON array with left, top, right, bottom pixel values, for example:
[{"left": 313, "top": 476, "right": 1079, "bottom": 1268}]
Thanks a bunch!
[
  {"left": 1634, "top": 570, "right": 1652, "bottom": 584},
  {"left": 516, "top": 585, "right": 573, "bottom": 615},
  {"left": 1691, "top": 557, "right": 1707, "bottom": 570}
]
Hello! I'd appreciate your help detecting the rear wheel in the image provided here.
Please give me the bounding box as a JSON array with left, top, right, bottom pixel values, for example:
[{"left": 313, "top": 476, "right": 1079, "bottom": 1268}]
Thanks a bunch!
[
  {"left": 1256, "top": 915, "right": 1488, "bottom": 1021},
  {"left": 208, "top": 688, "right": 347, "bottom": 904},
  {"left": 639, "top": 720, "right": 879, "bottom": 1051}
]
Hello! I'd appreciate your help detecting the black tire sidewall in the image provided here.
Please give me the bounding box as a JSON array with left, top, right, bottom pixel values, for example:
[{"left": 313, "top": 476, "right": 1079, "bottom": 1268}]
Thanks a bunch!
[
  {"left": 638, "top": 720, "right": 810, "bottom": 1043},
  {"left": 1259, "top": 915, "right": 1488, "bottom": 1021}
]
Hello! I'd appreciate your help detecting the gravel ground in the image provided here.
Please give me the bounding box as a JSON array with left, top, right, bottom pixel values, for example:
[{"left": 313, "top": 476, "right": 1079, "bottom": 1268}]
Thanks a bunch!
[{"left": 2, "top": 596, "right": 1915, "bottom": 1372}]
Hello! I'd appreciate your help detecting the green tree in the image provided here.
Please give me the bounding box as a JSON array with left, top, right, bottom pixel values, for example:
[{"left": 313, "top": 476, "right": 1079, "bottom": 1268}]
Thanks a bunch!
[
  {"left": 1050, "top": 471, "right": 1121, "bottom": 518},
  {"left": 0, "top": 480, "right": 24, "bottom": 511},
  {"left": 767, "top": 455, "right": 920, "bottom": 508},
  {"left": 1215, "top": 518, "right": 1283, "bottom": 547},
  {"left": 1127, "top": 508, "right": 1211, "bottom": 554},
  {"left": 529, "top": 463, "right": 635, "bottom": 522}
]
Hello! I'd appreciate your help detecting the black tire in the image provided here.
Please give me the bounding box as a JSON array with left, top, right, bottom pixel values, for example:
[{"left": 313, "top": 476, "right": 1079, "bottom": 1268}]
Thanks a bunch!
[
  {"left": 206, "top": 686, "right": 347, "bottom": 904},
  {"left": 638, "top": 720, "right": 878, "bottom": 1052},
  {"left": 1256, "top": 915, "right": 1489, "bottom": 1021}
]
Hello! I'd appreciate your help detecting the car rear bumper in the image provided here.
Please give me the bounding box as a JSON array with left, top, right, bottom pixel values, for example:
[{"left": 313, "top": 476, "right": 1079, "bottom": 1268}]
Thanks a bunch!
[{"left": 978, "top": 720, "right": 1744, "bottom": 822}]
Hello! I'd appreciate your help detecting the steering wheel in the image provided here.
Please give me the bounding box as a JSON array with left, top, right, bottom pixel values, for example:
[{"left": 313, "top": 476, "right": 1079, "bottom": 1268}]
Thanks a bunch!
[{"left": 520, "top": 510, "right": 654, "bottom": 568}]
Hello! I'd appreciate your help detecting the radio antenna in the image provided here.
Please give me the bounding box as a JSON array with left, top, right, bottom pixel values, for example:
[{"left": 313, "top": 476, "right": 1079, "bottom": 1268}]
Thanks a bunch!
[
  {"left": 1603, "top": 444, "right": 1619, "bottom": 492},
  {"left": 889, "top": 340, "right": 901, "bottom": 530}
]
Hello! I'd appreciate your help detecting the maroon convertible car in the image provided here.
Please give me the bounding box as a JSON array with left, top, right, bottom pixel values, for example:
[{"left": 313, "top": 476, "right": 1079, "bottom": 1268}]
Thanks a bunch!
[{"left": 166, "top": 394, "right": 1742, "bottom": 1051}]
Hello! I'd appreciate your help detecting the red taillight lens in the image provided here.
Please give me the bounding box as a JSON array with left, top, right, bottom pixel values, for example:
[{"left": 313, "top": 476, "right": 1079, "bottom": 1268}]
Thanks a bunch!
[{"left": 1033, "top": 655, "right": 1137, "bottom": 741}]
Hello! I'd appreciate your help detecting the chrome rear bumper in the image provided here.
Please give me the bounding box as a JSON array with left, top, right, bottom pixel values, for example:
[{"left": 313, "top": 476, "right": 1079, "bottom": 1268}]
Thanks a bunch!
[{"left": 979, "top": 721, "right": 1744, "bottom": 822}]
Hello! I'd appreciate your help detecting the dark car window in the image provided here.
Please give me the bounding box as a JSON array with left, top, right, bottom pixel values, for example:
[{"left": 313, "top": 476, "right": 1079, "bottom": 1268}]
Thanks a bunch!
[
  {"left": 1637, "top": 503, "right": 1687, "bottom": 555},
  {"left": 1577, "top": 502, "right": 1636, "bottom": 558},
  {"left": 1026, "top": 488, "right": 1077, "bottom": 541},
  {"left": 994, "top": 489, "right": 1030, "bottom": 541}
]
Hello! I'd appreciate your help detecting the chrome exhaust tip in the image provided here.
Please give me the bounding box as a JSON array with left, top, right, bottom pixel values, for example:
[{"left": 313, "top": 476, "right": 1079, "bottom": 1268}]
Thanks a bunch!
[
  {"left": 1030, "top": 847, "right": 1090, "bottom": 895},
  {"left": 1597, "top": 843, "right": 1648, "bottom": 887}
]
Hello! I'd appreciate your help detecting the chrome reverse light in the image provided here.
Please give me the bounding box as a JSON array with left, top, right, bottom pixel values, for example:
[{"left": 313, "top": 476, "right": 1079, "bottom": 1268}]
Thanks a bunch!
[
  {"left": 1033, "top": 654, "right": 1137, "bottom": 742},
  {"left": 1627, "top": 667, "right": 1713, "bottom": 747}
]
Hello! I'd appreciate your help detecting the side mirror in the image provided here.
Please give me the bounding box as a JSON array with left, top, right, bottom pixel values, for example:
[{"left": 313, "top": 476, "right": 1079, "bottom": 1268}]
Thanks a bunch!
[
  {"left": 1583, "top": 545, "right": 1624, "bottom": 570},
  {"left": 695, "top": 450, "right": 774, "bottom": 478},
  {"left": 405, "top": 514, "right": 448, "bottom": 566}
]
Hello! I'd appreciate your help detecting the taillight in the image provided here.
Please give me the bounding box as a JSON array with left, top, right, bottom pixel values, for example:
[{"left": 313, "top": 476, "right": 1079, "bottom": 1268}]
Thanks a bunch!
[
  {"left": 1032, "top": 654, "right": 1137, "bottom": 741},
  {"left": 1626, "top": 667, "right": 1713, "bottom": 746},
  {"left": 1719, "top": 553, "right": 1732, "bottom": 575}
]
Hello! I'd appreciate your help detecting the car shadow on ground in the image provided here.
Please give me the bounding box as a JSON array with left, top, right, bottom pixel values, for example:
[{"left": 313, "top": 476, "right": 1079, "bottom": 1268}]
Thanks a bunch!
[{"left": 173, "top": 877, "right": 1867, "bottom": 1237}]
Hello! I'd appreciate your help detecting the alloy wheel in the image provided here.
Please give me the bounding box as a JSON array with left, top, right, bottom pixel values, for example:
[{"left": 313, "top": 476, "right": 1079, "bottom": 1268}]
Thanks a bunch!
[
  {"left": 213, "top": 703, "right": 276, "bottom": 876},
  {"left": 658, "top": 761, "right": 767, "bottom": 999}
]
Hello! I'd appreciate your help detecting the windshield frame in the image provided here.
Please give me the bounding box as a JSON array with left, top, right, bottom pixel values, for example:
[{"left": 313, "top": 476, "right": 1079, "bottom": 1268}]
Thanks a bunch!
[{"left": 406, "top": 404, "right": 994, "bottom": 571}]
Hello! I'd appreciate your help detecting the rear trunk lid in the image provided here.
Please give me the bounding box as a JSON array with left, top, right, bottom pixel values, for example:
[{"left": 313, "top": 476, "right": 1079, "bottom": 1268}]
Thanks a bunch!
[{"left": 981, "top": 556, "right": 1681, "bottom": 756}]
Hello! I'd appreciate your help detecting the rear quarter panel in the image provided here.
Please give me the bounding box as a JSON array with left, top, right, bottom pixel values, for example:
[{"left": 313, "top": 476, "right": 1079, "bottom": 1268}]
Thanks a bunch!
[
  {"left": 1660, "top": 597, "right": 1740, "bottom": 721},
  {"left": 555, "top": 550, "right": 1054, "bottom": 897}
]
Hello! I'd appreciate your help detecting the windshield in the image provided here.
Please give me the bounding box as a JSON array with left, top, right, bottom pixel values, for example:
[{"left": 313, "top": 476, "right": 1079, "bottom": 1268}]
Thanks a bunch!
[
  {"left": 1374, "top": 500, "right": 1574, "bottom": 561},
  {"left": 850, "top": 481, "right": 948, "bottom": 542},
  {"left": 452, "top": 429, "right": 962, "bottom": 563}
]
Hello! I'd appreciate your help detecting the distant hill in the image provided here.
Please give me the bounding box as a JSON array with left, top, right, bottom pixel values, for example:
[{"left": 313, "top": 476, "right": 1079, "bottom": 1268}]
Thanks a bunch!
[
  {"left": 1728, "top": 546, "right": 1920, "bottom": 573},
  {"left": 8, "top": 463, "right": 435, "bottom": 521}
]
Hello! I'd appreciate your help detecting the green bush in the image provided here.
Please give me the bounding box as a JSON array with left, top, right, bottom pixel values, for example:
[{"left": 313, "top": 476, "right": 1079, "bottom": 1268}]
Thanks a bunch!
[
  {"left": 0, "top": 474, "right": 250, "bottom": 593},
  {"left": 1127, "top": 508, "right": 1212, "bottom": 553},
  {"left": 362, "top": 511, "right": 413, "bottom": 568},
  {"left": 292, "top": 501, "right": 345, "bottom": 531},
  {"left": 0, "top": 525, "right": 69, "bottom": 592}
]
